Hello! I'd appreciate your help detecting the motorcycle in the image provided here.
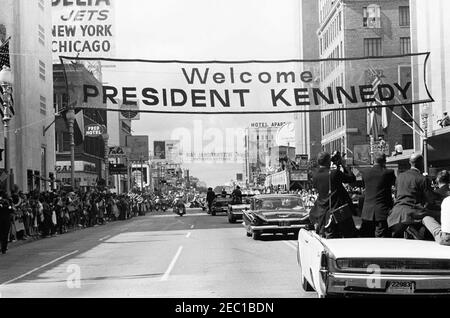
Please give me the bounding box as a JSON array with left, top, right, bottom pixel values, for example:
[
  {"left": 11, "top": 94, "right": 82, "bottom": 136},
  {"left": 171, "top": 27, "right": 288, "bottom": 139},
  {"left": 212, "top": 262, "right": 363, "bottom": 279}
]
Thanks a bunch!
[
  {"left": 154, "top": 197, "right": 168, "bottom": 212},
  {"left": 173, "top": 197, "right": 186, "bottom": 216}
]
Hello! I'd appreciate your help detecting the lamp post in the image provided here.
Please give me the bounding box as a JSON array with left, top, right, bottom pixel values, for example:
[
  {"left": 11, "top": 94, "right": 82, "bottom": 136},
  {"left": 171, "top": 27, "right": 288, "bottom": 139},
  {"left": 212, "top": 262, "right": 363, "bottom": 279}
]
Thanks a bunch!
[
  {"left": 65, "top": 109, "right": 76, "bottom": 189},
  {"left": 0, "top": 66, "right": 14, "bottom": 195},
  {"left": 421, "top": 105, "right": 430, "bottom": 174},
  {"left": 102, "top": 129, "right": 109, "bottom": 190}
]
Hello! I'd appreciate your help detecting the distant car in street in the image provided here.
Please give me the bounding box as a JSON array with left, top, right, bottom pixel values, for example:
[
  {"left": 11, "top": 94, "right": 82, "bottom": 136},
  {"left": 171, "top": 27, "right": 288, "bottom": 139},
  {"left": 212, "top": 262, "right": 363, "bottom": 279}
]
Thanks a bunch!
[
  {"left": 227, "top": 194, "right": 254, "bottom": 223},
  {"left": 297, "top": 230, "right": 450, "bottom": 298},
  {"left": 211, "top": 195, "right": 233, "bottom": 216},
  {"left": 242, "top": 194, "right": 310, "bottom": 240}
]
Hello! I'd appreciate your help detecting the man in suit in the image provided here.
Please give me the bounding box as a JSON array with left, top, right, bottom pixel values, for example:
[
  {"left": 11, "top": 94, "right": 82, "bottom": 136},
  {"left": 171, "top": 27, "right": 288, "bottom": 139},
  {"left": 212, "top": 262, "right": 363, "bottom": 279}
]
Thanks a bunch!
[
  {"left": 360, "top": 152, "right": 396, "bottom": 238},
  {"left": 434, "top": 170, "right": 450, "bottom": 202},
  {"left": 309, "top": 151, "right": 357, "bottom": 239},
  {"left": 387, "top": 154, "right": 437, "bottom": 238}
]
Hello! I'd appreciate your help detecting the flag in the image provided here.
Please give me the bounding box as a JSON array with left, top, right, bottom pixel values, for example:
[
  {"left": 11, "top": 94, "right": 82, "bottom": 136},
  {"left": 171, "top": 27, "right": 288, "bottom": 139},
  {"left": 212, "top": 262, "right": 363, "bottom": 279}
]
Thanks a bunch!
[
  {"left": 0, "top": 37, "right": 10, "bottom": 69},
  {"left": 0, "top": 37, "right": 14, "bottom": 117},
  {"left": 367, "top": 66, "right": 390, "bottom": 133}
]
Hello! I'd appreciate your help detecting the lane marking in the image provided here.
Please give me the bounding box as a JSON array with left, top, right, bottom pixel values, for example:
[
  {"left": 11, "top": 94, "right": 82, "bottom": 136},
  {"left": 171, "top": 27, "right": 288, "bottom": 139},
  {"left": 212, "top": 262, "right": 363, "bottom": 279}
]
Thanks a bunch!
[
  {"left": 99, "top": 235, "right": 111, "bottom": 241},
  {"left": 161, "top": 246, "right": 183, "bottom": 282},
  {"left": 190, "top": 225, "right": 195, "bottom": 229},
  {"left": 186, "top": 232, "right": 191, "bottom": 238},
  {"left": 150, "top": 213, "right": 207, "bottom": 218},
  {"left": 282, "top": 241, "right": 297, "bottom": 251},
  {"left": 1, "top": 250, "right": 79, "bottom": 286}
]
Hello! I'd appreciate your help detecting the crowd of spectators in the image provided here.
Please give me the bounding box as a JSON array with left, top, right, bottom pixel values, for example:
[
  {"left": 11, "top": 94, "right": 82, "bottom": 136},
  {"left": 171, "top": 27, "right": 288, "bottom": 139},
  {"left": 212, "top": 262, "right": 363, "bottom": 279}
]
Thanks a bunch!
[{"left": 6, "top": 187, "right": 147, "bottom": 245}]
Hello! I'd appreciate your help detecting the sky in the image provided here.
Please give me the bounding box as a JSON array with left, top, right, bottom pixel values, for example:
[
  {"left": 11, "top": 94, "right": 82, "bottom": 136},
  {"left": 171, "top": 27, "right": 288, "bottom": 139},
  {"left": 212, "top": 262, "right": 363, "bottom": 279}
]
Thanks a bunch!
[{"left": 113, "top": 0, "right": 302, "bottom": 186}]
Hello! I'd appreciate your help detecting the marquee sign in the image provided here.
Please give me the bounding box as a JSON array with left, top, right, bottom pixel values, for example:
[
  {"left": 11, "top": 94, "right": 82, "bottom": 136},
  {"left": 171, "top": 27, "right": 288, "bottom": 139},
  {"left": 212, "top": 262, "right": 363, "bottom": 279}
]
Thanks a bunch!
[
  {"left": 85, "top": 124, "right": 105, "bottom": 137},
  {"left": 59, "top": 53, "right": 432, "bottom": 114}
]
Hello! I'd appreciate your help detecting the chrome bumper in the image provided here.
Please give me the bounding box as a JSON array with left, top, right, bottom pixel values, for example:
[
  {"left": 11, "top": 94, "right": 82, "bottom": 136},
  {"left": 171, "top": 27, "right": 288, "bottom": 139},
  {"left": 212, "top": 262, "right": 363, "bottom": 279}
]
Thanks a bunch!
[
  {"left": 250, "top": 224, "right": 308, "bottom": 231},
  {"left": 327, "top": 272, "right": 450, "bottom": 296}
]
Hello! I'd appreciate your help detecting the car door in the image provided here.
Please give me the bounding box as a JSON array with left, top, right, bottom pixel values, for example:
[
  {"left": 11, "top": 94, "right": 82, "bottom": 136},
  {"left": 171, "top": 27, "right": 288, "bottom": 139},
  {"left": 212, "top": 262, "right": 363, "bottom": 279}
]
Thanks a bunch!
[
  {"left": 307, "top": 232, "right": 328, "bottom": 297},
  {"left": 298, "top": 229, "right": 313, "bottom": 283}
]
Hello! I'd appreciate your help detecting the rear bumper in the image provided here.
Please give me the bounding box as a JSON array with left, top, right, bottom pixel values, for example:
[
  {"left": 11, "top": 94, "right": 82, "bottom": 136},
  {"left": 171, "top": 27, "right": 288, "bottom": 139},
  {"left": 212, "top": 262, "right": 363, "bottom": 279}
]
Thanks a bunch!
[
  {"left": 250, "top": 224, "right": 308, "bottom": 232},
  {"left": 326, "top": 272, "right": 450, "bottom": 296}
]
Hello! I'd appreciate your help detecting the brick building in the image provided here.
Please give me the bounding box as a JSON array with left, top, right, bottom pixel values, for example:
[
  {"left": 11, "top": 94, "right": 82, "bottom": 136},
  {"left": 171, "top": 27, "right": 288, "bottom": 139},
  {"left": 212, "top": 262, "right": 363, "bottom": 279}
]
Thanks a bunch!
[{"left": 318, "top": 0, "right": 414, "bottom": 165}]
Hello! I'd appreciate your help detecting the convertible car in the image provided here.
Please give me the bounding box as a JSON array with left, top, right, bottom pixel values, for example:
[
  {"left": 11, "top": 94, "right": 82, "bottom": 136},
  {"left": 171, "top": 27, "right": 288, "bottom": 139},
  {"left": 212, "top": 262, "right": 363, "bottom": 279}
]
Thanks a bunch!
[
  {"left": 242, "top": 194, "right": 310, "bottom": 240},
  {"left": 297, "top": 229, "right": 450, "bottom": 297},
  {"left": 227, "top": 194, "right": 254, "bottom": 223}
]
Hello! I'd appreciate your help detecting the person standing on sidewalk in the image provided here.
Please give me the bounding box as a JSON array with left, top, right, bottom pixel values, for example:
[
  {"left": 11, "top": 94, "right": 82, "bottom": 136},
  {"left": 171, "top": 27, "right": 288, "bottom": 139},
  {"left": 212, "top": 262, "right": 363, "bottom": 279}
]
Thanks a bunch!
[{"left": 0, "top": 191, "right": 14, "bottom": 255}]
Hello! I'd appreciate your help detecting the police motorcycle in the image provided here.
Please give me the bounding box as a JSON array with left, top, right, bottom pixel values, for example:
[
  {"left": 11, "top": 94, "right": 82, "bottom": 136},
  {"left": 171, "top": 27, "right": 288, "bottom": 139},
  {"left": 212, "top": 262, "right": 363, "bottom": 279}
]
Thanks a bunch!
[
  {"left": 173, "top": 194, "right": 186, "bottom": 217},
  {"left": 154, "top": 196, "right": 168, "bottom": 212}
]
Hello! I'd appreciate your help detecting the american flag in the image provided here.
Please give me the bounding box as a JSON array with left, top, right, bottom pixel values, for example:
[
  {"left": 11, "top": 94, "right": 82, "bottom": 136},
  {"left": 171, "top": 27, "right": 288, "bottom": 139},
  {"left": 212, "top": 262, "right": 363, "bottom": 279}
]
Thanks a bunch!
[
  {"left": 367, "top": 66, "right": 389, "bottom": 137},
  {"left": 0, "top": 37, "right": 14, "bottom": 117},
  {"left": 0, "top": 37, "right": 10, "bottom": 69}
]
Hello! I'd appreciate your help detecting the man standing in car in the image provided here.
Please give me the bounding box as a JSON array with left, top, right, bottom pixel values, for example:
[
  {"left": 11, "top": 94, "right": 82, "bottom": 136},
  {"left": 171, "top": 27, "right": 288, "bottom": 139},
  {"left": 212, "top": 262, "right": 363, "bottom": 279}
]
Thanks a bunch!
[
  {"left": 206, "top": 188, "right": 215, "bottom": 213},
  {"left": 309, "top": 151, "right": 357, "bottom": 239},
  {"left": 387, "top": 154, "right": 436, "bottom": 238},
  {"left": 360, "top": 152, "right": 396, "bottom": 238}
]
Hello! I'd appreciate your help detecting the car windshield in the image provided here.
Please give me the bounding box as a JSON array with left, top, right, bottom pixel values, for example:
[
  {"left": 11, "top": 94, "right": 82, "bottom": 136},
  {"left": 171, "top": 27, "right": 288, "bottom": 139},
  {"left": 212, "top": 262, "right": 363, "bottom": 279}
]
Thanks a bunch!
[{"left": 254, "top": 197, "right": 304, "bottom": 211}]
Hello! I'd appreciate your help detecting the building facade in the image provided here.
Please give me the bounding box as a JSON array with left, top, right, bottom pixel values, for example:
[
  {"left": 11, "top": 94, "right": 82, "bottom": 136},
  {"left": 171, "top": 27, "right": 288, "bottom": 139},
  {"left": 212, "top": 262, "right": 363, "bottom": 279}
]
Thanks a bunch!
[
  {"left": 318, "top": 0, "right": 413, "bottom": 164},
  {"left": 244, "top": 122, "right": 287, "bottom": 185},
  {"left": 0, "top": 0, "right": 56, "bottom": 192},
  {"left": 53, "top": 63, "right": 107, "bottom": 190},
  {"left": 295, "top": 0, "right": 322, "bottom": 161},
  {"left": 410, "top": 0, "right": 450, "bottom": 173}
]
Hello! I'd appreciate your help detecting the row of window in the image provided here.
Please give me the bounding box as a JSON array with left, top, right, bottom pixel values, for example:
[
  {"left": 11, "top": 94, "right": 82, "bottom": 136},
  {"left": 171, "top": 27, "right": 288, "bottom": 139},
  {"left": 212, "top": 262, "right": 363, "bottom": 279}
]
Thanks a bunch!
[
  {"left": 362, "top": 5, "right": 410, "bottom": 28},
  {"left": 320, "top": 11, "right": 342, "bottom": 55},
  {"left": 363, "top": 37, "right": 411, "bottom": 57},
  {"left": 322, "top": 110, "right": 345, "bottom": 137}
]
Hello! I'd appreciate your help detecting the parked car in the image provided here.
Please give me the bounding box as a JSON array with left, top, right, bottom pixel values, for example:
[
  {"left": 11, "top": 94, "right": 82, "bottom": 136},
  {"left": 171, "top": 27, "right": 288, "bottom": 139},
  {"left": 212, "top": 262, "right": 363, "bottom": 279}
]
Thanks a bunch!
[
  {"left": 211, "top": 195, "right": 233, "bottom": 216},
  {"left": 227, "top": 194, "right": 254, "bottom": 223},
  {"left": 242, "top": 194, "right": 310, "bottom": 240},
  {"left": 297, "top": 229, "right": 450, "bottom": 297}
]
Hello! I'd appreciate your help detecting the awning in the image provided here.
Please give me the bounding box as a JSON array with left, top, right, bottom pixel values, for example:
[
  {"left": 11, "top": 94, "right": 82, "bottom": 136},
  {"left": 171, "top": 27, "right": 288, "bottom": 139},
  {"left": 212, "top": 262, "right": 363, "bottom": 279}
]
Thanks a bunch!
[{"left": 427, "top": 127, "right": 450, "bottom": 163}]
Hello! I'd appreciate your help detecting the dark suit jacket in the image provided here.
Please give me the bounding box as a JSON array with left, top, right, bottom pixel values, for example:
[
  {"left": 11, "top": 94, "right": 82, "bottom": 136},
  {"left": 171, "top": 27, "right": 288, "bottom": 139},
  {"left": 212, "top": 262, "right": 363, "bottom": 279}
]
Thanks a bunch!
[
  {"left": 310, "top": 166, "right": 356, "bottom": 230},
  {"left": 387, "top": 168, "right": 436, "bottom": 227},
  {"left": 361, "top": 165, "right": 396, "bottom": 222}
]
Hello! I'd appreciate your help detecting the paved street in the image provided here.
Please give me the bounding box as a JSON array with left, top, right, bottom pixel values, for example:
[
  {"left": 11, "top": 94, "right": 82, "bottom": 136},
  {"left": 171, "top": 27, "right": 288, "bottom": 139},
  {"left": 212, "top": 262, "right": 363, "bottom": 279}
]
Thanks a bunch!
[{"left": 0, "top": 209, "right": 316, "bottom": 298}]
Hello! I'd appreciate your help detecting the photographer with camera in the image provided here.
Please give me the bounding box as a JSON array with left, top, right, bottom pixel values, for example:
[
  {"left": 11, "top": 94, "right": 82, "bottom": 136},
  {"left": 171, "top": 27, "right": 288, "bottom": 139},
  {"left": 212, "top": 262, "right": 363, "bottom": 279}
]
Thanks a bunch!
[{"left": 309, "top": 151, "right": 358, "bottom": 239}]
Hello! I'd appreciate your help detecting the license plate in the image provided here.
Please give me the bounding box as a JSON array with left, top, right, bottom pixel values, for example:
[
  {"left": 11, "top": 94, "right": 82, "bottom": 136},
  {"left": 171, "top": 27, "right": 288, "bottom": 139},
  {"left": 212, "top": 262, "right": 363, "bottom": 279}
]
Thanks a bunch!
[
  {"left": 279, "top": 221, "right": 290, "bottom": 227},
  {"left": 386, "top": 281, "right": 415, "bottom": 294}
]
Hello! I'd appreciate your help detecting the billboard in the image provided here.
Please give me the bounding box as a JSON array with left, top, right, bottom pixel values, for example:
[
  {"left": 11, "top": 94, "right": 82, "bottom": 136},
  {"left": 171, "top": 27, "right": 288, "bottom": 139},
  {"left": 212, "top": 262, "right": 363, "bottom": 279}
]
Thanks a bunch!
[
  {"left": 60, "top": 54, "right": 432, "bottom": 115},
  {"left": 126, "top": 136, "right": 149, "bottom": 161},
  {"left": 52, "top": 0, "right": 116, "bottom": 60},
  {"left": 154, "top": 141, "right": 166, "bottom": 160}
]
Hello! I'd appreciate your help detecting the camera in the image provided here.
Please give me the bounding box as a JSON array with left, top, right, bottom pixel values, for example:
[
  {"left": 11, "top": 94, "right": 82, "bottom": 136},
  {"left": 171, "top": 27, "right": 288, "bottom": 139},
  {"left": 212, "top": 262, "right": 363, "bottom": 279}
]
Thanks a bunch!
[{"left": 330, "top": 151, "right": 343, "bottom": 166}]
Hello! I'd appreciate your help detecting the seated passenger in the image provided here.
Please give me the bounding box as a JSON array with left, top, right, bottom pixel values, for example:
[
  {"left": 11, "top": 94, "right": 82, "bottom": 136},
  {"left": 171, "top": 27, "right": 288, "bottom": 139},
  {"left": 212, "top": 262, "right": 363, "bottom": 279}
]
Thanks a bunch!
[{"left": 422, "top": 196, "right": 450, "bottom": 246}]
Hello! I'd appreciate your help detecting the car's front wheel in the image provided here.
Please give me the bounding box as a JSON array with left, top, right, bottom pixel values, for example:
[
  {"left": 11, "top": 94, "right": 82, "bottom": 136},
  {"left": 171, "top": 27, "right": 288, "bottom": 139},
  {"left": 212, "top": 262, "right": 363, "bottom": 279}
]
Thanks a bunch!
[{"left": 252, "top": 231, "right": 261, "bottom": 240}]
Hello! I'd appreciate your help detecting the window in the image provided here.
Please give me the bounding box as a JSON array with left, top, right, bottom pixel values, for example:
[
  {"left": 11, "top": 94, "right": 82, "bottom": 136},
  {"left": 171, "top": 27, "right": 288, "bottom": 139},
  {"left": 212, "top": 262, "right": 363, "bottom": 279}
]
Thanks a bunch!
[
  {"left": 363, "top": 4, "right": 381, "bottom": 28},
  {"left": 400, "top": 37, "right": 411, "bottom": 55},
  {"left": 364, "top": 38, "right": 382, "bottom": 57},
  {"left": 402, "top": 134, "right": 414, "bottom": 150},
  {"left": 39, "top": 60, "right": 46, "bottom": 81},
  {"left": 38, "top": 25, "right": 45, "bottom": 46},
  {"left": 399, "top": 6, "right": 410, "bottom": 26},
  {"left": 40, "top": 95, "right": 47, "bottom": 115}
]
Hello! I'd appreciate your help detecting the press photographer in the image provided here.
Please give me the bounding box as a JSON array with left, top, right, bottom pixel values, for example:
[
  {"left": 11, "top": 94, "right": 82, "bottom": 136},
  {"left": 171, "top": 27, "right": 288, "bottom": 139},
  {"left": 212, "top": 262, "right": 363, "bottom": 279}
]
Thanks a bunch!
[{"left": 309, "top": 151, "right": 358, "bottom": 239}]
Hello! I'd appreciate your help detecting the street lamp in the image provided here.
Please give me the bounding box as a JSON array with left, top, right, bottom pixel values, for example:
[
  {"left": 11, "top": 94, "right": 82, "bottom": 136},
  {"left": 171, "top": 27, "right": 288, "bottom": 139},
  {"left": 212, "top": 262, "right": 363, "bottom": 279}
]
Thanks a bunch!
[
  {"left": 0, "top": 66, "right": 14, "bottom": 195},
  {"left": 65, "top": 108, "right": 76, "bottom": 189},
  {"left": 102, "top": 128, "right": 109, "bottom": 190},
  {"left": 421, "top": 104, "right": 431, "bottom": 174}
]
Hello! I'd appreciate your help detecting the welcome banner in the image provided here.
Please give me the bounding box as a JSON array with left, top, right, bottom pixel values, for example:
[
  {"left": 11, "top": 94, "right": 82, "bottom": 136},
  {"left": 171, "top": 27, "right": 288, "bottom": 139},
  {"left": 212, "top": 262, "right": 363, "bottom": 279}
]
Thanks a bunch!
[{"left": 60, "top": 53, "right": 432, "bottom": 114}]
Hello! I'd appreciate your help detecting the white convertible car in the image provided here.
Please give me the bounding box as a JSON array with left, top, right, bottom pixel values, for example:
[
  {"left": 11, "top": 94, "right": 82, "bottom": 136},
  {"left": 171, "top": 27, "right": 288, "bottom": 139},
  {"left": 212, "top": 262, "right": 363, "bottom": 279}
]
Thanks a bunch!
[{"left": 297, "top": 229, "right": 450, "bottom": 297}]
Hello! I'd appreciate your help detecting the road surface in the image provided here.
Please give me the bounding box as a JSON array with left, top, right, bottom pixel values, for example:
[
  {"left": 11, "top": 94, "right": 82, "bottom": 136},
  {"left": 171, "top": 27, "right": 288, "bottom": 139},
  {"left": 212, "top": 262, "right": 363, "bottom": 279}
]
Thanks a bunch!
[{"left": 0, "top": 209, "right": 316, "bottom": 298}]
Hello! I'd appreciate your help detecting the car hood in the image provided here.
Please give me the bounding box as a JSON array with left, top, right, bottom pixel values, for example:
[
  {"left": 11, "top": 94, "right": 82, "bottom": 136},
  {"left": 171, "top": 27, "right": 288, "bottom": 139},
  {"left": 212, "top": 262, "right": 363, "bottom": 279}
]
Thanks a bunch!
[
  {"left": 253, "top": 209, "right": 308, "bottom": 220},
  {"left": 322, "top": 238, "right": 450, "bottom": 260}
]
